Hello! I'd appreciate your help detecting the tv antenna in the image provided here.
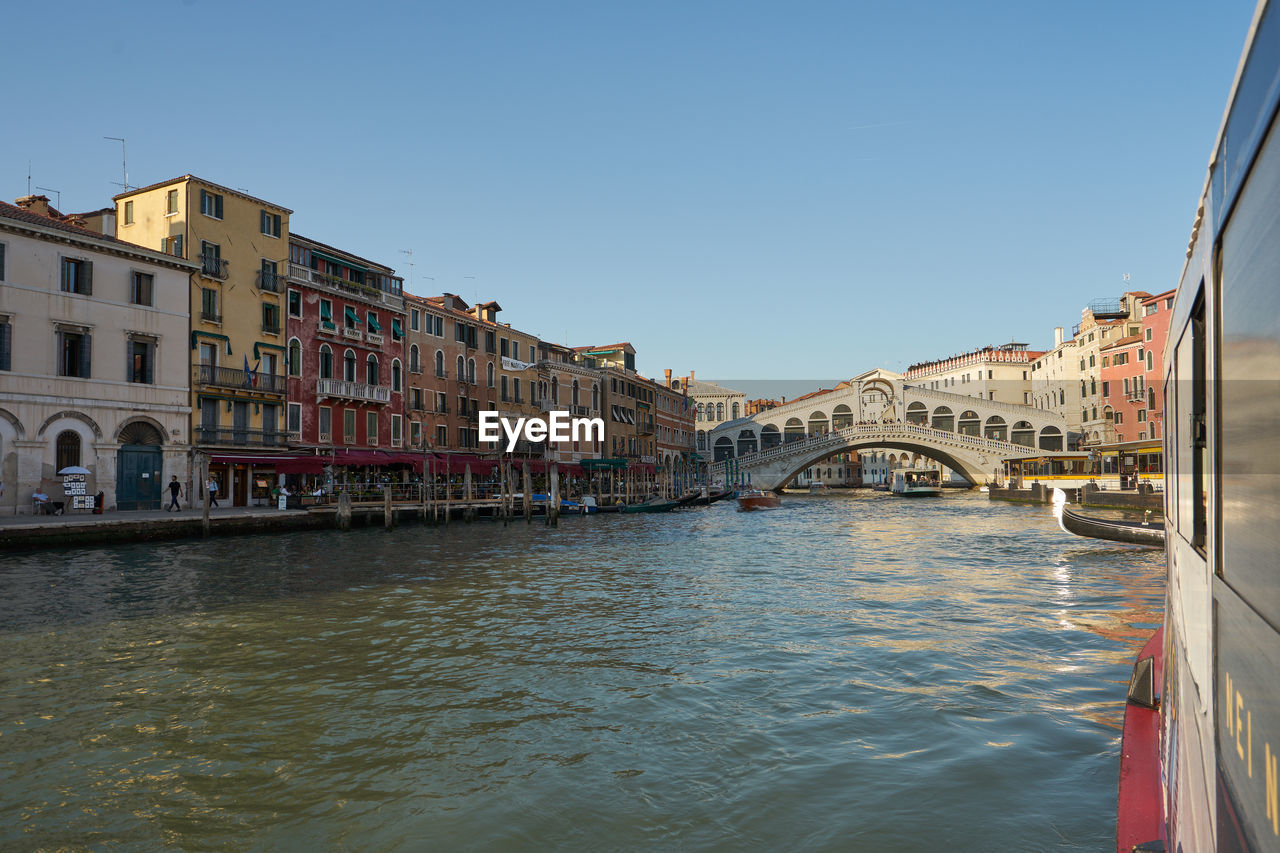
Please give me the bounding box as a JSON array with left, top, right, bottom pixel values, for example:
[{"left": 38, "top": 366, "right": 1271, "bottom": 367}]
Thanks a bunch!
[
  {"left": 103, "top": 137, "right": 130, "bottom": 190},
  {"left": 399, "top": 249, "right": 415, "bottom": 290},
  {"left": 34, "top": 186, "right": 62, "bottom": 210}
]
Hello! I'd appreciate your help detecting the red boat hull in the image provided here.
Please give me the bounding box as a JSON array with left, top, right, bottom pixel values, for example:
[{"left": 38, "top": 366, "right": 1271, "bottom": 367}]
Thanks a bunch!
[{"left": 737, "top": 493, "right": 781, "bottom": 510}]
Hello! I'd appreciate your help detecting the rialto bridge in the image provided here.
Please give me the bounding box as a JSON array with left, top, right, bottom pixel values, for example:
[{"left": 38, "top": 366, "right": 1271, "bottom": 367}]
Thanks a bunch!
[{"left": 703, "top": 370, "right": 1071, "bottom": 490}]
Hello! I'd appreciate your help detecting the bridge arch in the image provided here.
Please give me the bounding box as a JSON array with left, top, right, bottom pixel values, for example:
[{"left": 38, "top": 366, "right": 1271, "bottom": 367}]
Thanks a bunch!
[
  {"left": 1039, "top": 425, "right": 1063, "bottom": 451},
  {"left": 763, "top": 436, "right": 989, "bottom": 490},
  {"left": 958, "top": 410, "right": 980, "bottom": 436}
]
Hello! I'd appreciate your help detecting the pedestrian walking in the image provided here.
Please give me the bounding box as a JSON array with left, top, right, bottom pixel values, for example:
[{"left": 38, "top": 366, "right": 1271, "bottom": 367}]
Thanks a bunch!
[
  {"left": 167, "top": 476, "right": 183, "bottom": 511},
  {"left": 206, "top": 477, "right": 219, "bottom": 508}
]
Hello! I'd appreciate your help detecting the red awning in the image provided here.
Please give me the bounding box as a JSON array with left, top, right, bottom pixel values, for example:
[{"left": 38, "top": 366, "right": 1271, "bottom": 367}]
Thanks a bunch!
[
  {"left": 208, "top": 454, "right": 302, "bottom": 467},
  {"left": 275, "top": 456, "right": 330, "bottom": 474},
  {"left": 510, "top": 458, "right": 547, "bottom": 473},
  {"left": 329, "top": 450, "right": 425, "bottom": 471}
]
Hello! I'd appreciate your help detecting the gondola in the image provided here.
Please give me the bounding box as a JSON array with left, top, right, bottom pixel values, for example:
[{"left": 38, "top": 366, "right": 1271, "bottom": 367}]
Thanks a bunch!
[
  {"left": 1051, "top": 488, "right": 1164, "bottom": 548},
  {"left": 622, "top": 497, "right": 681, "bottom": 513}
]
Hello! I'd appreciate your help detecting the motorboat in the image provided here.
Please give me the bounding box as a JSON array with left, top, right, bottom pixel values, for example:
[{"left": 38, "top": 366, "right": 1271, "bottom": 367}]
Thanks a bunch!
[
  {"left": 889, "top": 469, "right": 941, "bottom": 497},
  {"left": 736, "top": 489, "right": 782, "bottom": 510},
  {"left": 808, "top": 482, "right": 829, "bottom": 494}
]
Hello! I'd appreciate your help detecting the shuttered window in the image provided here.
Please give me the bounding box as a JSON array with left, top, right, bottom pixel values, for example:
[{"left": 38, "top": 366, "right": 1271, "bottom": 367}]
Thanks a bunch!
[
  {"left": 127, "top": 338, "right": 154, "bottom": 384},
  {"left": 0, "top": 319, "right": 10, "bottom": 371},
  {"left": 60, "top": 258, "right": 92, "bottom": 294},
  {"left": 57, "top": 330, "right": 91, "bottom": 377}
]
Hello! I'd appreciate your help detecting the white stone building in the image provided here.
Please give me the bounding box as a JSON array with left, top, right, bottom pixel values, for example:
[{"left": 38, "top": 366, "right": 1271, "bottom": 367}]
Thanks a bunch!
[
  {"left": 904, "top": 341, "right": 1042, "bottom": 407},
  {"left": 1029, "top": 326, "right": 1084, "bottom": 444},
  {"left": 674, "top": 370, "right": 747, "bottom": 454},
  {"left": 0, "top": 196, "right": 197, "bottom": 513}
]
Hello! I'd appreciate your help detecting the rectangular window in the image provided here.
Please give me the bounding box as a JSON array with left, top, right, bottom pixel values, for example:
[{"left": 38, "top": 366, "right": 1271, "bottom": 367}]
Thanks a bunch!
[
  {"left": 57, "top": 329, "right": 91, "bottom": 377},
  {"left": 458, "top": 426, "right": 469, "bottom": 448},
  {"left": 262, "top": 302, "right": 280, "bottom": 334},
  {"left": 486, "top": 330, "right": 495, "bottom": 353},
  {"left": 410, "top": 309, "right": 420, "bottom": 331},
  {"left": 200, "top": 189, "right": 223, "bottom": 219},
  {"left": 1145, "top": 328, "right": 1154, "bottom": 342},
  {"left": 288, "top": 289, "right": 302, "bottom": 318},
  {"left": 130, "top": 271, "right": 153, "bottom": 306},
  {"left": 411, "top": 421, "right": 421, "bottom": 447},
  {"left": 1147, "top": 351, "right": 1153, "bottom": 371},
  {"left": 436, "top": 391, "right": 447, "bottom": 413},
  {"left": 344, "top": 409, "right": 357, "bottom": 443},
  {"left": 501, "top": 375, "right": 509, "bottom": 401},
  {"left": 288, "top": 402, "right": 302, "bottom": 434},
  {"left": 391, "top": 414, "right": 402, "bottom": 446},
  {"left": 319, "top": 406, "right": 332, "bottom": 441},
  {"left": 319, "top": 299, "right": 334, "bottom": 328},
  {"left": 260, "top": 210, "right": 281, "bottom": 237},
  {"left": 161, "top": 235, "right": 184, "bottom": 257},
  {"left": 436, "top": 425, "right": 448, "bottom": 447},
  {"left": 514, "top": 377, "right": 522, "bottom": 403},
  {"left": 166, "top": 189, "right": 178, "bottom": 214},
  {"left": 367, "top": 411, "right": 378, "bottom": 445},
  {"left": 124, "top": 201, "right": 134, "bottom": 225},
  {"left": 1101, "top": 381, "right": 1109, "bottom": 397},
  {"left": 501, "top": 338, "right": 510, "bottom": 357},
  {"left": 0, "top": 242, "right": 5, "bottom": 279},
  {"left": 201, "top": 288, "right": 220, "bottom": 323},
  {"left": 127, "top": 338, "right": 154, "bottom": 384},
  {"left": 433, "top": 315, "right": 443, "bottom": 336},
  {"left": 60, "top": 258, "right": 93, "bottom": 294},
  {"left": 0, "top": 317, "right": 11, "bottom": 371}
]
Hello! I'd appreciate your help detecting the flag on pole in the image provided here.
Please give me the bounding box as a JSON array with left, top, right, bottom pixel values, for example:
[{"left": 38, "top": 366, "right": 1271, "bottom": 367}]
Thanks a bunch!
[{"left": 243, "top": 354, "right": 251, "bottom": 388}]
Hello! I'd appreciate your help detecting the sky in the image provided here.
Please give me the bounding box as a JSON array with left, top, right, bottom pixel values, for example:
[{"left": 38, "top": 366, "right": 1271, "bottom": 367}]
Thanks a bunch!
[{"left": 4, "top": 1, "right": 1259, "bottom": 385}]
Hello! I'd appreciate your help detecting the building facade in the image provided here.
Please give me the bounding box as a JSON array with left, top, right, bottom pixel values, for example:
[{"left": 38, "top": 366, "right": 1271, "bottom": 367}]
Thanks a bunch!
[
  {"left": 0, "top": 197, "right": 197, "bottom": 513},
  {"left": 285, "top": 234, "right": 406, "bottom": 454},
  {"left": 904, "top": 342, "right": 1042, "bottom": 406},
  {"left": 115, "top": 176, "right": 293, "bottom": 505}
]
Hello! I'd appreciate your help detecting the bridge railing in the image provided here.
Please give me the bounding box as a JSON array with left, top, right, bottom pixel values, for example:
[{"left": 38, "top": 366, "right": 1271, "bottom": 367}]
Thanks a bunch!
[
  {"left": 901, "top": 383, "right": 1069, "bottom": 426},
  {"left": 727, "top": 421, "right": 1046, "bottom": 470}
]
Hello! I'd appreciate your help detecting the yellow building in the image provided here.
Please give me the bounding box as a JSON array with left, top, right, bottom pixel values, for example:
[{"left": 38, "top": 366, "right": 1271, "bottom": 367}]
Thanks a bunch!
[{"left": 114, "top": 176, "right": 293, "bottom": 506}]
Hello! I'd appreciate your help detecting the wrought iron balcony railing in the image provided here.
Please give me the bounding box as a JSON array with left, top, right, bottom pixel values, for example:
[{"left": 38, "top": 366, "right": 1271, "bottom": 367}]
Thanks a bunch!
[
  {"left": 257, "top": 269, "right": 284, "bottom": 292},
  {"left": 200, "top": 254, "right": 229, "bottom": 280},
  {"left": 193, "top": 364, "right": 287, "bottom": 394},
  {"left": 195, "top": 426, "right": 291, "bottom": 447}
]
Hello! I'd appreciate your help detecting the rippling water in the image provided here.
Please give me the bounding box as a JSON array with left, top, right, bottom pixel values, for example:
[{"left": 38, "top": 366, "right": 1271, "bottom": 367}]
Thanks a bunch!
[{"left": 0, "top": 491, "right": 1164, "bottom": 851}]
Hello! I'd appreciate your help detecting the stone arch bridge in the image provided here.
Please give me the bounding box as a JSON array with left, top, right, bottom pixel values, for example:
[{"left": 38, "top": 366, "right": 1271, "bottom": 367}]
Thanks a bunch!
[{"left": 705, "top": 372, "right": 1070, "bottom": 489}]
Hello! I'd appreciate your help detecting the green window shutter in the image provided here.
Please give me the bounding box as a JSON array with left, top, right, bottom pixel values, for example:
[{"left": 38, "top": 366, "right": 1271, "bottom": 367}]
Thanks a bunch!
[
  {"left": 344, "top": 306, "right": 360, "bottom": 325},
  {"left": 368, "top": 314, "right": 381, "bottom": 332},
  {"left": 391, "top": 318, "right": 403, "bottom": 339},
  {"left": 83, "top": 261, "right": 93, "bottom": 295},
  {"left": 80, "top": 333, "right": 92, "bottom": 378},
  {"left": 320, "top": 301, "right": 332, "bottom": 321}
]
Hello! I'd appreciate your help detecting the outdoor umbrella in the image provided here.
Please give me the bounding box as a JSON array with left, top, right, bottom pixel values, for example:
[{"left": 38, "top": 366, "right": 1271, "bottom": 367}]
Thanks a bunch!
[{"left": 57, "top": 466, "right": 91, "bottom": 475}]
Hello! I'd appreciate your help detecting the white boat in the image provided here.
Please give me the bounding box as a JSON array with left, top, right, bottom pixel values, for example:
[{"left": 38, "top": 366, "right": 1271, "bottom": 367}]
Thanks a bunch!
[
  {"left": 889, "top": 469, "right": 941, "bottom": 497},
  {"left": 808, "top": 482, "right": 828, "bottom": 494}
]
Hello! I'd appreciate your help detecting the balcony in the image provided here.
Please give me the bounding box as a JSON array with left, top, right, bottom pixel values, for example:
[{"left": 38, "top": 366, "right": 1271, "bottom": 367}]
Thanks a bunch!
[
  {"left": 365, "top": 332, "right": 384, "bottom": 346},
  {"left": 341, "top": 327, "right": 362, "bottom": 342},
  {"left": 316, "top": 377, "right": 391, "bottom": 403},
  {"left": 257, "top": 269, "right": 284, "bottom": 293},
  {"left": 1090, "top": 298, "right": 1129, "bottom": 320},
  {"left": 318, "top": 432, "right": 331, "bottom": 444},
  {"left": 195, "top": 426, "right": 290, "bottom": 447},
  {"left": 317, "top": 320, "right": 337, "bottom": 336},
  {"left": 200, "top": 310, "right": 222, "bottom": 324},
  {"left": 287, "top": 262, "right": 402, "bottom": 309},
  {"left": 569, "top": 404, "right": 593, "bottom": 417},
  {"left": 200, "top": 254, "right": 229, "bottom": 280},
  {"left": 193, "top": 364, "right": 287, "bottom": 394},
  {"left": 262, "top": 321, "right": 281, "bottom": 335}
]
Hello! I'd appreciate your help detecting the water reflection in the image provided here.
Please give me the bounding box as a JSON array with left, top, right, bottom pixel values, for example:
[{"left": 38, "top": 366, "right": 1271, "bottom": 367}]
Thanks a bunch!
[{"left": 0, "top": 491, "right": 1164, "bottom": 851}]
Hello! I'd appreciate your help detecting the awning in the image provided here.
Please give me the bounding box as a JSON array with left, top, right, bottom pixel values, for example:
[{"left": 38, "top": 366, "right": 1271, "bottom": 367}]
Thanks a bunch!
[
  {"left": 319, "top": 302, "right": 333, "bottom": 321},
  {"left": 581, "top": 457, "right": 627, "bottom": 470},
  {"left": 510, "top": 458, "right": 547, "bottom": 473},
  {"left": 391, "top": 318, "right": 404, "bottom": 339},
  {"left": 344, "top": 306, "right": 361, "bottom": 325},
  {"left": 310, "top": 248, "right": 368, "bottom": 273},
  {"left": 368, "top": 314, "right": 382, "bottom": 333},
  {"left": 275, "top": 456, "right": 329, "bottom": 474},
  {"left": 207, "top": 454, "right": 301, "bottom": 466}
]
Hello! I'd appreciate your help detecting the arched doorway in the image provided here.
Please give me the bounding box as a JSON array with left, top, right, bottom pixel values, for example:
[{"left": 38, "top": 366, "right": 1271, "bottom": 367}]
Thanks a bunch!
[
  {"left": 984, "top": 415, "right": 1007, "bottom": 441},
  {"left": 1039, "top": 425, "right": 1064, "bottom": 451},
  {"left": 930, "top": 406, "right": 954, "bottom": 431},
  {"left": 737, "top": 430, "right": 757, "bottom": 456},
  {"left": 831, "top": 405, "right": 853, "bottom": 429},
  {"left": 116, "top": 421, "right": 165, "bottom": 510},
  {"left": 1010, "top": 420, "right": 1035, "bottom": 447},
  {"left": 906, "top": 402, "right": 928, "bottom": 425}
]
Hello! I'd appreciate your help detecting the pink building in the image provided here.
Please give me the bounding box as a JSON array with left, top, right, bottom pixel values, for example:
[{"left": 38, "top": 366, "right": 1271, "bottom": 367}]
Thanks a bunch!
[
  {"left": 285, "top": 235, "right": 406, "bottom": 452},
  {"left": 1139, "top": 289, "right": 1176, "bottom": 439},
  {"left": 1099, "top": 289, "right": 1175, "bottom": 443}
]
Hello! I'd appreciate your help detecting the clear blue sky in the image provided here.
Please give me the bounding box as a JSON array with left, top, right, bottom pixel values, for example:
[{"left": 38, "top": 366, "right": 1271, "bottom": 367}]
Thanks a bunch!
[{"left": 5, "top": 1, "right": 1257, "bottom": 380}]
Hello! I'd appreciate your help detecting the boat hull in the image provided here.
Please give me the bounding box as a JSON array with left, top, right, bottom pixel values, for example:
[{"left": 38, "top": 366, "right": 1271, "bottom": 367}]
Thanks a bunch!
[
  {"left": 1052, "top": 489, "right": 1164, "bottom": 547},
  {"left": 737, "top": 493, "right": 782, "bottom": 511}
]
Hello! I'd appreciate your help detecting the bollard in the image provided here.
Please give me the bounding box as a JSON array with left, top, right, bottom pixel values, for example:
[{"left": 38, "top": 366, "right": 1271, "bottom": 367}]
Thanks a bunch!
[{"left": 384, "top": 487, "right": 394, "bottom": 530}]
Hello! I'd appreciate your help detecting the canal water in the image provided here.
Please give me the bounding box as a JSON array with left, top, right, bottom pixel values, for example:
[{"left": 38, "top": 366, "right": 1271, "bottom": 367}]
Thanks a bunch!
[{"left": 0, "top": 491, "right": 1163, "bottom": 851}]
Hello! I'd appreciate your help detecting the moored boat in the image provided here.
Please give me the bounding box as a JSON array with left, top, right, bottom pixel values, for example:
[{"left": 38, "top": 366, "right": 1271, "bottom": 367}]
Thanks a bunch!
[
  {"left": 1051, "top": 489, "right": 1163, "bottom": 547},
  {"left": 736, "top": 489, "right": 781, "bottom": 510},
  {"left": 621, "top": 496, "right": 681, "bottom": 513},
  {"left": 808, "top": 482, "right": 829, "bottom": 495}
]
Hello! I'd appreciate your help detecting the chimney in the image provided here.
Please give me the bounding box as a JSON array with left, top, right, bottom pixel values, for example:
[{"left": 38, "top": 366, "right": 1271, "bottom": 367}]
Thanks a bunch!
[
  {"left": 664, "top": 368, "right": 672, "bottom": 386},
  {"left": 14, "top": 194, "right": 52, "bottom": 218},
  {"left": 1054, "top": 326, "right": 1064, "bottom": 347}
]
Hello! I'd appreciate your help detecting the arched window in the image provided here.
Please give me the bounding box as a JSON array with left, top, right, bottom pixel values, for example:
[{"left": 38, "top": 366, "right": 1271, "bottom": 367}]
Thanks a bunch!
[
  {"left": 551, "top": 376, "right": 559, "bottom": 404},
  {"left": 288, "top": 338, "right": 302, "bottom": 377},
  {"left": 366, "top": 354, "right": 379, "bottom": 386},
  {"left": 467, "top": 358, "right": 476, "bottom": 383},
  {"left": 716, "top": 402, "right": 724, "bottom": 421},
  {"left": 56, "top": 430, "right": 81, "bottom": 472},
  {"left": 731, "top": 402, "right": 739, "bottom": 419},
  {"left": 572, "top": 379, "right": 580, "bottom": 406},
  {"left": 435, "top": 350, "right": 444, "bottom": 377},
  {"left": 487, "top": 362, "right": 495, "bottom": 387},
  {"left": 409, "top": 345, "right": 420, "bottom": 373},
  {"left": 344, "top": 349, "right": 356, "bottom": 382},
  {"left": 592, "top": 384, "right": 599, "bottom": 411},
  {"left": 319, "top": 345, "right": 333, "bottom": 379},
  {"left": 392, "top": 359, "right": 402, "bottom": 392},
  {"left": 456, "top": 355, "right": 465, "bottom": 380}
]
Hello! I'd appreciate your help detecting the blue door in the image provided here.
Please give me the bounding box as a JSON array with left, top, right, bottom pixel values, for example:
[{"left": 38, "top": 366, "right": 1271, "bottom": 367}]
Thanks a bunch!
[{"left": 116, "top": 445, "right": 162, "bottom": 510}]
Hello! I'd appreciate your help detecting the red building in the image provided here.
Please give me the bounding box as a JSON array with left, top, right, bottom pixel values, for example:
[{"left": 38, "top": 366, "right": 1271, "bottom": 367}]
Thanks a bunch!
[
  {"left": 1139, "top": 289, "right": 1176, "bottom": 439},
  {"left": 286, "top": 235, "right": 406, "bottom": 453}
]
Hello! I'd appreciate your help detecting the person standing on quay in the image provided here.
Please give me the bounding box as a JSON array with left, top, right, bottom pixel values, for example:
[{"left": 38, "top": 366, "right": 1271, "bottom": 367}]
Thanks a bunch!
[
  {"left": 206, "top": 477, "right": 219, "bottom": 509},
  {"left": 167, "top": 476, "right": 183, "bottom": 512}
]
